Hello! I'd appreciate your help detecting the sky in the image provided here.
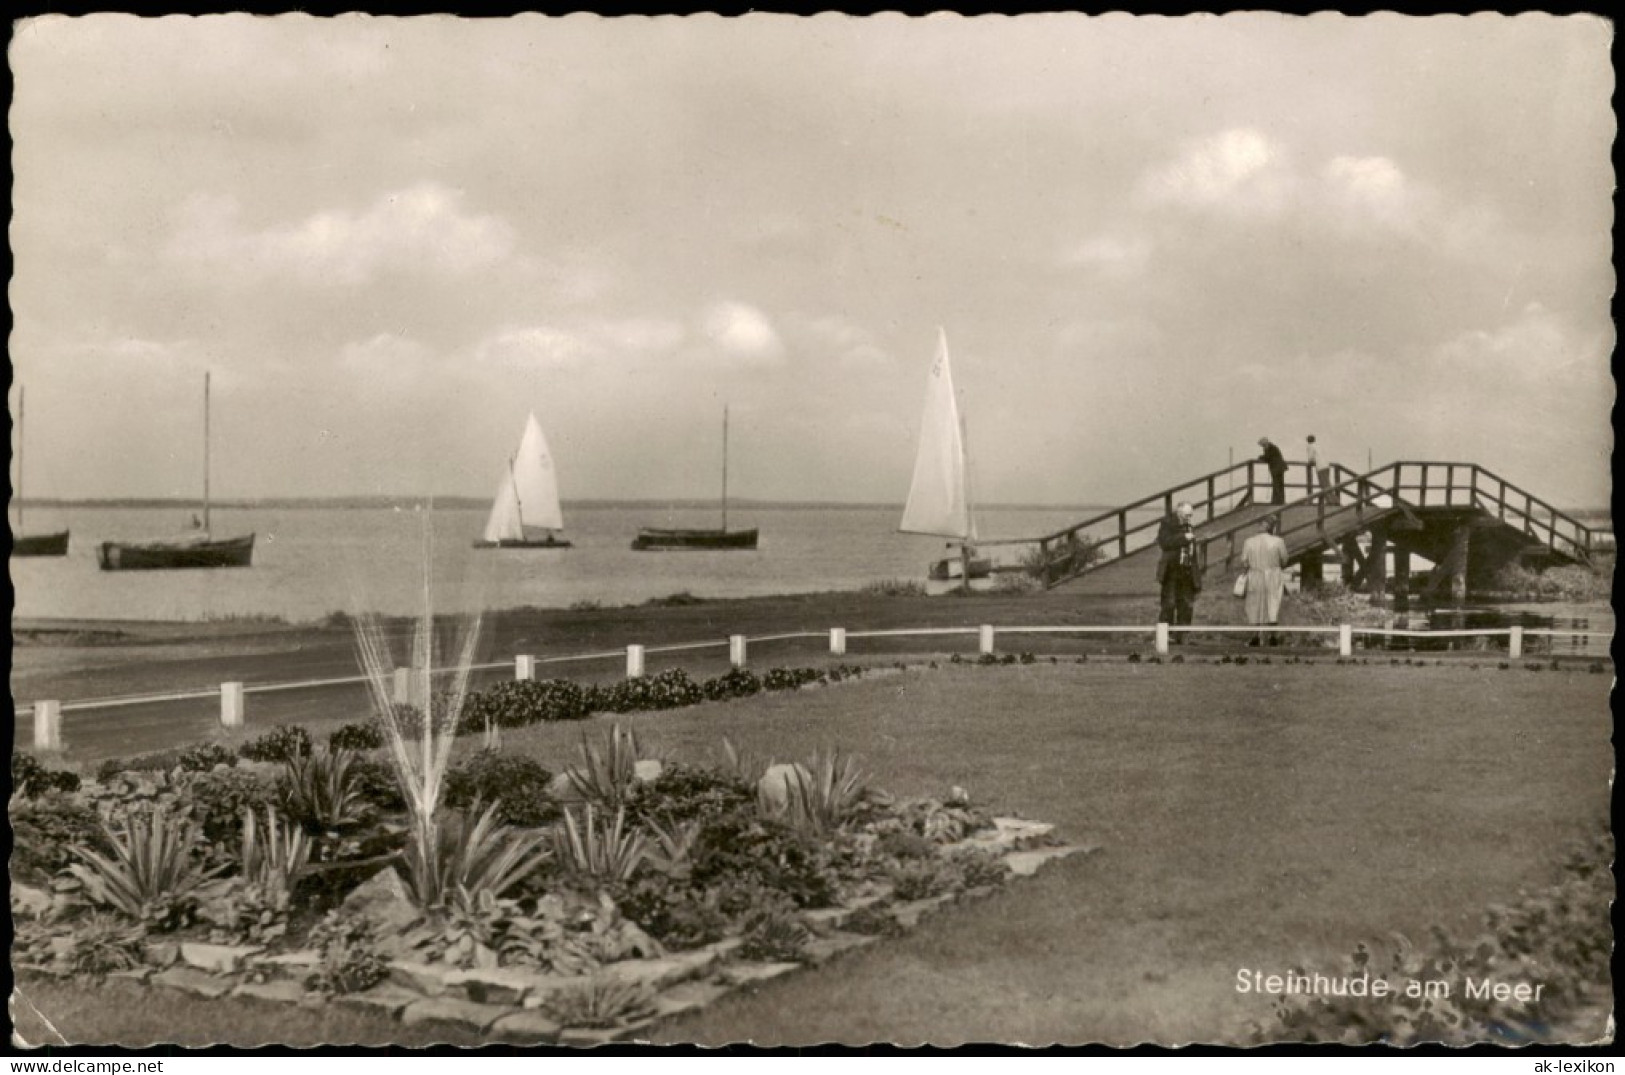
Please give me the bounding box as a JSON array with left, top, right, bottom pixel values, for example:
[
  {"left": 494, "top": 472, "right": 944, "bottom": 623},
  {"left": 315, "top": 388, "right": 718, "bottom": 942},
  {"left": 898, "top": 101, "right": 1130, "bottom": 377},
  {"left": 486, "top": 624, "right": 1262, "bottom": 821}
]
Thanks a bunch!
[{"left": 8, "top": 13, "right": 1615, "bottom": 509}]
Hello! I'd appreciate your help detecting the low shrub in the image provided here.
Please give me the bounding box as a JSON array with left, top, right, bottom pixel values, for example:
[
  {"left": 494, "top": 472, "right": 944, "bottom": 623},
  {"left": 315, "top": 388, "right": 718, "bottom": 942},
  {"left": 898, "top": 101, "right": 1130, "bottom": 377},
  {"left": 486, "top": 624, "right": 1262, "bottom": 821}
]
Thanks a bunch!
[
  {"left": 622, "top": 763, "right": 756, "bottom": 831},
  {"left": 176, "top": 742, "right": 238, "bottom": 772},
  {"left": 445, "top": 751, "right": 559, "bottom": 828},
  {"left": 11, "top": 792, "right": 106, "bottom": 883},
  {"left": 348, "top": 755, "right": 407, "bottom": 814},
  {"left": 541, "top": 978, "right": 658, "bottom": 1029},
  {"left": 239, "top": 724, "right": 313, "bottom": 764},
  {"left": 703, "top": 667, "right": 762, "bottom": 702},
  {"left": 609, "top": 874, "right": 731, "bottom": 950},
  {"left": 762, "top": 667, "right": 823, "bottom": 692},
  {"left": 462, "top": 678, "right": 590, "bottom": 729},
  {"left": 328, "top": 720, "right": 386, "bottom": 753},
  {"left": 688, "top": 810, "right": 840, "bottom": 909},
  {"left": 58, "top": 912, "right": 148, "bottom": 976},
  {"left": 737, "top": 906, "right": 811, "bottom": 963},
  {"left": 12, "top": 753, "right": 82, "bottom": 798},
  {"left": 860, "top": 578, "right": 926, "bottom": 597},
  {"left": 590, "top": 669, "right": 705, "bottom": 713},
  {"left": 305, "top": 910, "right": 389, "bottom": 994},
  {"left": 887, "top": 857, "right": 961, "bottom": 901},
  {"left": 183, "top": 767, "right": 278, "bottom": 866}
]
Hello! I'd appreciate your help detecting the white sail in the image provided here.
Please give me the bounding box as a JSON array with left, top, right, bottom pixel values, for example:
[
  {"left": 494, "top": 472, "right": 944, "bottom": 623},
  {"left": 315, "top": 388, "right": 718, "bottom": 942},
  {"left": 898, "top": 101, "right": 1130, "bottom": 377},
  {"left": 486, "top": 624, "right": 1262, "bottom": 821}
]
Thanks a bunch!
[
  {"left": 482, "top": 413, "right": 565, "bottom": 542},
  {"left": 900, "top": 329, "right": 975, "bottom": 541}
]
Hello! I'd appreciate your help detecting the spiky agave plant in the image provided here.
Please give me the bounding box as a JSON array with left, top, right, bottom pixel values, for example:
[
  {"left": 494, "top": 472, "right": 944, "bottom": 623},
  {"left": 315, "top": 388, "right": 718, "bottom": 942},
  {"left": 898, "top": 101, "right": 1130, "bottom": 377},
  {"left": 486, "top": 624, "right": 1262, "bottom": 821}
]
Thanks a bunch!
[
  {"left": 353, "top": 510, "right": 484, "bottom": 909},
  {"left": 783, "top": 749, "right": 867, "bottom": 835}
]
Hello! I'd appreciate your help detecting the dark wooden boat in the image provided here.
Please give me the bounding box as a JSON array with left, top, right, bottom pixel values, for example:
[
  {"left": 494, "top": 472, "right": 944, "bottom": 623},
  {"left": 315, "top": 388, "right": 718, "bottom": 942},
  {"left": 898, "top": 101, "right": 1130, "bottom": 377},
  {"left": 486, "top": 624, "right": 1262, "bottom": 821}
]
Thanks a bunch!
[
  {"left": 631, "top": 526, "right": 759, "bottom": 551},
  {"left": 97, "top": 533, "right": 255, "bottom": 571},
  {"left": 633, "top": 406, "right": 758, "bottom": 552},
  {"left": 475, "top": 535, "right": 574, "bottom": 550},
  {"left": 96, "top": 371, "right": 255, "bottom": 571},
  {"left": 11, "top": 386, "right": 70, "bottom": 557},
  {"left": 13, "top": 530, "right": 71, "bottom": 557}
]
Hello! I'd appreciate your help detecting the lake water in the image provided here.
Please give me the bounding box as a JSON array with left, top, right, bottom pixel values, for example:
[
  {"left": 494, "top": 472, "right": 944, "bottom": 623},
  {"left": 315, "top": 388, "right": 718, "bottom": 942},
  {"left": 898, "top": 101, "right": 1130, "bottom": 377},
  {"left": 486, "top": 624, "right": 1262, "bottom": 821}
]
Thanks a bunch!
[{"left": 9, "top": 503, "right": 1099, "bottom": 622}]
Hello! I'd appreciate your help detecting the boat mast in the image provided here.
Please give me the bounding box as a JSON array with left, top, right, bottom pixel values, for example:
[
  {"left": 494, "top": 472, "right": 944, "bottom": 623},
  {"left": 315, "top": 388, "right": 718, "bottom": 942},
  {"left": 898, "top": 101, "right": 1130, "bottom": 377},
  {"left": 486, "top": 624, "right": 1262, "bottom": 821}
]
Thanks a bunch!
[
  {"left": 203, "top": 371, "right": 212, "bottom": 534},
  {"left": 721, "top": 405, "right": 729, "bottom": 533}
]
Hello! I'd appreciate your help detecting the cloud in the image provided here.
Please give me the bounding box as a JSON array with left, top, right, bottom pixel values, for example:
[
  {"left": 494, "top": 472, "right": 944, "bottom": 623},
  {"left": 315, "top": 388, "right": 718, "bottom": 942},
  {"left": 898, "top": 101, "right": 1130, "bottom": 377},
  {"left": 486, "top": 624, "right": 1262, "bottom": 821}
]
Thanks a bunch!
[
  {"left": 698, "top": 302, "right": 787, "bottom": 367},
  {"left": 469, "top": 326, "right": 594, "bottom": 371},
  {"left": 785, "top": 314, "right": 895, "bottom": 370},
  {"left": 1059, "top": 233, "right": 1154, "bottom": 278},
  {"left": 1138, "top": 128, "right": 1294, "bottom": 214},
  {"left": 338, "top": 332, "right": 437, "bottom": 374},
  {"left": 167, "top": 182, "right": 516, "bottom": 286}
]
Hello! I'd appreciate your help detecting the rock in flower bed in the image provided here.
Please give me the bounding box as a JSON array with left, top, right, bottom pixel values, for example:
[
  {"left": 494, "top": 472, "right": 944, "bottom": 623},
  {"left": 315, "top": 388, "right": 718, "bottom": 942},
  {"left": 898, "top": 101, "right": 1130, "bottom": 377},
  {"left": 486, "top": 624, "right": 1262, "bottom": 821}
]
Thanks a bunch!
[{"left": 10, "top": 723, "right": 1093, "bottom": 1044}]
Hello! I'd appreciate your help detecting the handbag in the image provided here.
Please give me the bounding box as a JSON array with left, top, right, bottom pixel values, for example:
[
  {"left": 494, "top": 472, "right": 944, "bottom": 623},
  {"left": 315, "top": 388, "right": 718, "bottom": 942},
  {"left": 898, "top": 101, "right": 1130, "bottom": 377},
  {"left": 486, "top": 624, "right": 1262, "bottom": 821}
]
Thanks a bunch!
[{"left": 1233, "top": 573, "right": 1248, "bottom": 598}]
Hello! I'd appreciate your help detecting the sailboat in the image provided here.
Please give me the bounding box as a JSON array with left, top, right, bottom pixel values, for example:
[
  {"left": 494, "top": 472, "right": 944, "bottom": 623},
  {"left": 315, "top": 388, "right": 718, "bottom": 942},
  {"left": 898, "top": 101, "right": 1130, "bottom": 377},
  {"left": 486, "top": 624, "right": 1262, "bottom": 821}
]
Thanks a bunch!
[
  {"left": 11, "top": 385, "right": 70, "bottom": 557},
  {"left": 900, "top": 329, "right": 992, "bottom": 587},
  {"left": 96, "top": 372, "right": 255, "bottom": 570},
  {"left": 473, "top": 412, "right": 572, "bottom": 549},
  {"left": 631, "top": 406, "right": 759, "bottom": 550}
]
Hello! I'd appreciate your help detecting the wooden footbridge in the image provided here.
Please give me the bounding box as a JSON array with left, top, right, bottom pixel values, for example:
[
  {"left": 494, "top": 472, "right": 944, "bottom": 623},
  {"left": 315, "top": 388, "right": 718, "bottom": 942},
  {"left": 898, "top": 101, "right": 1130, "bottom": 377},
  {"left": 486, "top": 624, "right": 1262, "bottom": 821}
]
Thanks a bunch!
[{"left": 1003, "top": 461, "right": 1612, "bottom": 602}]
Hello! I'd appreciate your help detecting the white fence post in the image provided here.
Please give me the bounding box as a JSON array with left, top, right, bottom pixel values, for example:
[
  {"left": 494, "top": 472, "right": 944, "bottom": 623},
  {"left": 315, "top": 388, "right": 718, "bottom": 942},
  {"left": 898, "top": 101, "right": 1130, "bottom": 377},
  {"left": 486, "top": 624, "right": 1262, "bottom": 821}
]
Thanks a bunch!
[
  {"left": 392, "top": 667, "right": 412, "bottom": 705},
  {"left": 515, "top": 654, "right": 537, "bottom": 681},
  {"left": 626, "top": 644, "right": 646, "bottom": 679},
  {"left": 1154, "top": 623, "right": 1170, "bottom": 655},
  {"left": 33, "top": 700, "right": 62, "bottom": 752},
  {"left": 1338, "top": 625, "right": 1354, "bottom": 657},
  {"left": 829, "top": 628, "right": 847, "bottom": 656},
  {"left": 979, "top": 625, "right": 996, "bottom": 655},
  {"left": 1508, "top": 626, "right": 1524, "bottom": 660},
  {"left": 220, "top": 682, "right": 245, "bottom": 729},
  {"left": 729, "top": 635, "right": 748, "bottom": 669}
]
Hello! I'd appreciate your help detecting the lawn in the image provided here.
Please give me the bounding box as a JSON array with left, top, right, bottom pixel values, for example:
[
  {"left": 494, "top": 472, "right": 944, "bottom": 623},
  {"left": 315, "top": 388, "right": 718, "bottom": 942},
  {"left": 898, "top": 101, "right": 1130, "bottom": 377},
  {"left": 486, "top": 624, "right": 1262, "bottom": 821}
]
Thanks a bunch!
[{"left": 15, "top": 660, "right": 1612, "bottom": 1046}]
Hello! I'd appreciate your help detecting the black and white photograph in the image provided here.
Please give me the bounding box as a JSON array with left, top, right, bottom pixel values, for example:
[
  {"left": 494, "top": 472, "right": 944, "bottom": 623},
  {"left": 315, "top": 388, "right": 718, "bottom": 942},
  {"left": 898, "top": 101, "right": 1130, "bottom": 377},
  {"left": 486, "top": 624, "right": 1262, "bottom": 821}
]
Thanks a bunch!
[{"left": 7, "top": 13, "right": 1614, "bottom": 1049}]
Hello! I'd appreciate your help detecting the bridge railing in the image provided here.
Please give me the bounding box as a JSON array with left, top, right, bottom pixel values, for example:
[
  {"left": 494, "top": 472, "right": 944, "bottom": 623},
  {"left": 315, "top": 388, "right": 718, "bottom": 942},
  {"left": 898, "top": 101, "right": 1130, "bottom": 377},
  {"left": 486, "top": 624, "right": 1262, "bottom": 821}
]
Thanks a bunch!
[
  {"left": 1019, "top": 459, "right": 1322, "bottom": 587},
  {"left": 1030, "top": 460, "right": 1608, "bottom": 589}
]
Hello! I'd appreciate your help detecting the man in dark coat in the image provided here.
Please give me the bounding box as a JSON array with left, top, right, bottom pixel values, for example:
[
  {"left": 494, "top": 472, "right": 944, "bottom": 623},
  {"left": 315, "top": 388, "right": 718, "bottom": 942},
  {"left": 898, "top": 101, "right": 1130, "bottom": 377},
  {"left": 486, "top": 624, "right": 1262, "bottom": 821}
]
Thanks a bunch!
[
  {"left": 1156, "top": 501, "right": 1202, "bottom": 639},
  {"left": 1258, "top": 436, "right": 1287, "bottom": 505}
]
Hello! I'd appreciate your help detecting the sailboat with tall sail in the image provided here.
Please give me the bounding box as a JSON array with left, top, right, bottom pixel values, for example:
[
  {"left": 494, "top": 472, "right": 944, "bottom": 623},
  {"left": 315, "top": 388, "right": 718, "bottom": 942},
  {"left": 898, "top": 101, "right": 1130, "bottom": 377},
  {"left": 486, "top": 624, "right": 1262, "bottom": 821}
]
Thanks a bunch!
[
  {"left": 96, "top": 372, "right": 255, "bottom": 570},
  {"left": 11, "top": 385, "right": 70, "bottom": 557},
  {"left": 631, "top": 406, "right": 759, "bottom": 550},
  {"left": 900, "top": 329, "right": 992, "bottom": 586},
  {"left": 474, "top": 412, "right": 572, "bottom": 549}
]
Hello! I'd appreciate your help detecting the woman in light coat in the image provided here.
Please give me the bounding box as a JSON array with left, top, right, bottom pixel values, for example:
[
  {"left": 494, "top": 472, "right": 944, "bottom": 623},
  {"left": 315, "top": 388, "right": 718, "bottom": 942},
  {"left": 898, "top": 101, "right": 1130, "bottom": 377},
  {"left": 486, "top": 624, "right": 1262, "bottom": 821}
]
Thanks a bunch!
[{"left": 1241, "top": 515, "right": 1290, "bottom": 646}]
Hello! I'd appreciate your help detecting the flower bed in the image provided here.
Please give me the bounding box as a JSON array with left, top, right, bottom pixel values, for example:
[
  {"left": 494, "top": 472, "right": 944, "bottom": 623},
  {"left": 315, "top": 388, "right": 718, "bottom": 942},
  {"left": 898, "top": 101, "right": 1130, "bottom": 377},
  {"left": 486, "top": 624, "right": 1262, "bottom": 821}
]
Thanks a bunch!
[{"left": 11, "top": 721, "right": 1093, "bottom": 1044}]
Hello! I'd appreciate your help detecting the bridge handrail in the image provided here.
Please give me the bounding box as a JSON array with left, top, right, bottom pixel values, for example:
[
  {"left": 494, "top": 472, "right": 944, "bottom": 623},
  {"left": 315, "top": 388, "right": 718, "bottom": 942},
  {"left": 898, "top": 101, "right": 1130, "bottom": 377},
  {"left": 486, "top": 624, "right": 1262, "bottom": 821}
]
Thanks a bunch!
[
  {"left": 1025, "top": 459, "right": 1325, "bottom": 581},
  {"left": 1198, "top": 463, "right": 1405, "bottom": 573}
]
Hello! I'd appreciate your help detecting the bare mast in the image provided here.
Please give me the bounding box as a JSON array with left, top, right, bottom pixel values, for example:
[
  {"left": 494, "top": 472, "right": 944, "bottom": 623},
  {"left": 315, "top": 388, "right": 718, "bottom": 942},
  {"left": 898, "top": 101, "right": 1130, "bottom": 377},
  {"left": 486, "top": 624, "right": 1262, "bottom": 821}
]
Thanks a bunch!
[
  {"left": 721, "top": 405, "right": 729, "bottom": 533},
  {"left": 203, "top": 372, "right": 211, "bottom": 534}
]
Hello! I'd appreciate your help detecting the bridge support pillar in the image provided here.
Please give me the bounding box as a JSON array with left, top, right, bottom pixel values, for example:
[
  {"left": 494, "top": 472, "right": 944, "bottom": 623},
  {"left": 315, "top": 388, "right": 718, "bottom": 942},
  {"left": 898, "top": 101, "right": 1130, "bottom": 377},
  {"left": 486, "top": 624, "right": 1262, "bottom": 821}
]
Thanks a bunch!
[
  {"left": 1393, "top": 548, "right": 1411, "bottom": 609},
  {"left": 1301, "top": 549, "right": 1325, "bottom": 591},
  {"left": 1368, "top": 524, "right": 1389, "bottom": 607},
  {"left": 1448, "top": 525, "right": 1471, "bottom": 604}
]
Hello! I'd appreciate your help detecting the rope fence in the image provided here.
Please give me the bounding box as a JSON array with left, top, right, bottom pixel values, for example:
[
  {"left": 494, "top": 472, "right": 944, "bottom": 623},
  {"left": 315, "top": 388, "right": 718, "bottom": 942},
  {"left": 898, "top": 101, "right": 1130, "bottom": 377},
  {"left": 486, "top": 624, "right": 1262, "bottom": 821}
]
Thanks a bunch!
[{"left": 20, "top": 620, "right": 1613, "bottom": 752}]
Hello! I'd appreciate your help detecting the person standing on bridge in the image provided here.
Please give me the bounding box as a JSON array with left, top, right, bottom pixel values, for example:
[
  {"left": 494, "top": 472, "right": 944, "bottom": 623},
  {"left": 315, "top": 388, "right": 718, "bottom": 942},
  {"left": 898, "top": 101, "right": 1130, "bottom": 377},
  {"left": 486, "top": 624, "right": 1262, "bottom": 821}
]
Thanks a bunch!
[
  {"left": 1307, "top": 434, "right": 1338, "bottom": 505},
  {"left": 1242, "top": 514, "right": 1290, "bottom": 646},
  {"left": 1258, "top": 437, "right": 1288, "bottom": 504},
  {"left": 1156, "top": 501, "right": 1202, "bottom": 641}
]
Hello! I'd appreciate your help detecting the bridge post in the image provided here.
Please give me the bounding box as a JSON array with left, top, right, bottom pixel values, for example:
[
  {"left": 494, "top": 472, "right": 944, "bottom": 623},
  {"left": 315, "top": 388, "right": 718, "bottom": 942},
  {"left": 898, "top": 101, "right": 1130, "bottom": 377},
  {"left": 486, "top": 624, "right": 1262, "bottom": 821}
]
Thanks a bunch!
[
  {"left": 1154, "top": 623, "right": 1170, "bottom": 655},
  {"left": 1447, "top": 525, "right": 1470, "bottom": 604},
  {"left": 515, "top": 655, "right": 537, "bottom": 681},
  {"left": 729, "top": 634, "right": 748, "bottom": 669},
  {"left": 626, "top": 645, "right": 646, "bottom": 679},
  {"left": 829, "top": 628, "right": 847, "bottom": 656},
  {"left": 1509, "top": 626, "right": 1524, "bottom": 660},
  {"left": 1393, "top": 548, "right": 1411, "bottom": 608},
  {"left": 220, "top": 682, "right": 245, "bottom": 729},
  {"left": 34, "top": 700, "right": 62, "bottom": 752},
  {"left": 979, "top": 625, "right": 995, "bottom": 655},
  {"left": 1368, "top": 523, "right": 1389, "bottom": 607},
  {"left": 1301, "top": 549, "right": 1325, "bottom": 591},
  {"left": 1338, "top": 625, "right": 1353, "bottom": 657}
]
